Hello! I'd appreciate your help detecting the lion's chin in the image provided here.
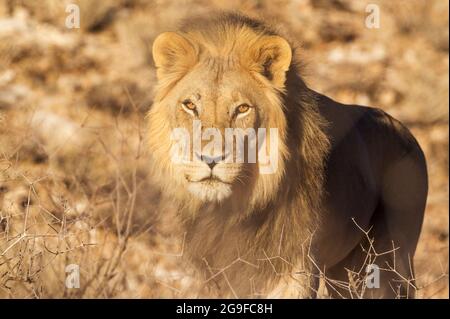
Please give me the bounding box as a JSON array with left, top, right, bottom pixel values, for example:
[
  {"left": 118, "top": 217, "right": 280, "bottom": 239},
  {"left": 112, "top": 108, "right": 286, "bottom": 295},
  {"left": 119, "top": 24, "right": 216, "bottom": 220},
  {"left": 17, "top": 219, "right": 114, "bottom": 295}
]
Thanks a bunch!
[{"left": 187, "top": 181, "right": 232, "bottom": 202}]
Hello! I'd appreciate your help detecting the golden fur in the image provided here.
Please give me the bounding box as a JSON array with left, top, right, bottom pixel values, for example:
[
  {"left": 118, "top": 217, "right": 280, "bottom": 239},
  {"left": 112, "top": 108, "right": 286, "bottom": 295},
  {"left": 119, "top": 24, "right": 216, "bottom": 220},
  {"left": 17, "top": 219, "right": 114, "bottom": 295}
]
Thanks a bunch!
[{"left": 147, "top": 13, "right": 427, "bottom": 298}]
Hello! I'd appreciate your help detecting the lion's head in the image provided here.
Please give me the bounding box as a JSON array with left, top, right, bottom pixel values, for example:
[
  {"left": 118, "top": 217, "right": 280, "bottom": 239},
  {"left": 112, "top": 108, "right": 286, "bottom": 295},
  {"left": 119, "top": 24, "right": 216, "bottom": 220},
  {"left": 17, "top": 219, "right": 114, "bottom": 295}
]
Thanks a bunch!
[{"left": 147, "top": 14, "right": 295, "bottom": 205}]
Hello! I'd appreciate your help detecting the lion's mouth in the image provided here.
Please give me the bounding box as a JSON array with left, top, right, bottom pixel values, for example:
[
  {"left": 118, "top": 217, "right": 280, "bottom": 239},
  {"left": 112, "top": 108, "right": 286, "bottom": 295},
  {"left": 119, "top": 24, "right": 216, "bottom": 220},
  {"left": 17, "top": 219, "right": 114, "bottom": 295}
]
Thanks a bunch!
[{"left": 186, "top": 175, "right": 231, "bottom": 185}]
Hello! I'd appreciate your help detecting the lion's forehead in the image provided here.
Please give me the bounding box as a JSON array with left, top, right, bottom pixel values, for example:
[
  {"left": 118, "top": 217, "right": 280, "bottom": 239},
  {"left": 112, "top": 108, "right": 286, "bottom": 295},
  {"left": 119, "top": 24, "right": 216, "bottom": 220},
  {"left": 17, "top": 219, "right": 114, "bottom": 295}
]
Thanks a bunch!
[{"left": 177, "top": 68, "right": 257, "bottom": 110}]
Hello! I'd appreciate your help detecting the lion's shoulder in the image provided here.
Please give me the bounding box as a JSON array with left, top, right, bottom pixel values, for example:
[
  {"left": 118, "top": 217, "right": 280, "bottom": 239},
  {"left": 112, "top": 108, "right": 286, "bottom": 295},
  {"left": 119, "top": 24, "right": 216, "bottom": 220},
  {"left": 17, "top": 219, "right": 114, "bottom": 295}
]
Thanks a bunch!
[{"left": 316, "top": 92, "right": 422, "bottom": 162}]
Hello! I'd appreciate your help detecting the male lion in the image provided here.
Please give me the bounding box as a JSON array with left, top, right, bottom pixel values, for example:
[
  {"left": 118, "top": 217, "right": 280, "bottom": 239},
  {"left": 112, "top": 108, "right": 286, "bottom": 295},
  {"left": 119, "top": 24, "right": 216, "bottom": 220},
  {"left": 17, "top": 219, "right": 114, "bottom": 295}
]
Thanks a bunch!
[{"left": 147, "top": 13, "right": 427, "bottom": 298}]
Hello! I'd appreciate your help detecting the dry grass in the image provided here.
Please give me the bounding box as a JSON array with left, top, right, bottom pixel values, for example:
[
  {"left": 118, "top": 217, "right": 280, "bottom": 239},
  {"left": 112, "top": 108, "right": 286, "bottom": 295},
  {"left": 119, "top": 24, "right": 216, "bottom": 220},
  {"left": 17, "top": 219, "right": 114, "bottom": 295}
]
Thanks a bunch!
[{"left": 0, "top": 0, "right": 448, "bottom": 298}]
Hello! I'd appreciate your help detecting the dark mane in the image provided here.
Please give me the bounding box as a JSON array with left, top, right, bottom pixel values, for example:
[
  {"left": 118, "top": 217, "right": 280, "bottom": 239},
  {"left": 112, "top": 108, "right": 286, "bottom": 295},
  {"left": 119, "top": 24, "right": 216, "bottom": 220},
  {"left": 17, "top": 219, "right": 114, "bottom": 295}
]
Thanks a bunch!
[{"left": 178, "top": 11, "right": 279, "bottom": 37}]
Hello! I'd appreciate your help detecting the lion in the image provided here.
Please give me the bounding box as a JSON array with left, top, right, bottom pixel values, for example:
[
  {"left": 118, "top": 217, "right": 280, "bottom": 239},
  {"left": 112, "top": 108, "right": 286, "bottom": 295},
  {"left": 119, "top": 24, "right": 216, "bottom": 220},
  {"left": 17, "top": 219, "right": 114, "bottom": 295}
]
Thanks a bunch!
[{"left": 147, "top": 13, "right": 428, "bottom": 298}]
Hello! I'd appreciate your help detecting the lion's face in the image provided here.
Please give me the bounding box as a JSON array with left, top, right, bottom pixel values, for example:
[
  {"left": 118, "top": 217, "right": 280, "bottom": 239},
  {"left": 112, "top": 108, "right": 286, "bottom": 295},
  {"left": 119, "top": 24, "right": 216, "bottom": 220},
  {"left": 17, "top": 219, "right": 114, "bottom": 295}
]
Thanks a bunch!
[
  {"left": 168, "top": 64, "right": 269, "bottom": 202},
  {"left": 148, "top": 29, "right": 292, "bottom": 203}
]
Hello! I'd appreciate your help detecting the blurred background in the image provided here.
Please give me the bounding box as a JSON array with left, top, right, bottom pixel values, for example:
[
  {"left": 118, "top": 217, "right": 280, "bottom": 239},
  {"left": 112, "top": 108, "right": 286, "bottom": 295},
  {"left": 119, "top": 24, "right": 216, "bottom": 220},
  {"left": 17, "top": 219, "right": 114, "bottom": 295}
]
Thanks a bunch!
[{"left": 0, "top": 0, "right": 448, "bottom": 298}]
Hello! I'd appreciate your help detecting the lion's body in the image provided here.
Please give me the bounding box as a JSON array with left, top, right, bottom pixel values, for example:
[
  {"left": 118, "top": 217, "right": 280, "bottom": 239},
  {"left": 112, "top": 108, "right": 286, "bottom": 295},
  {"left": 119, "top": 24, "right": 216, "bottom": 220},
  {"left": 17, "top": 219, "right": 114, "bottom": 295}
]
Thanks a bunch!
[
  {"left": 316, "top": 94, "right": 427, "bottom": 298},
  {"left": 147, "top": 13, "right": 427, "bottom": 298}
]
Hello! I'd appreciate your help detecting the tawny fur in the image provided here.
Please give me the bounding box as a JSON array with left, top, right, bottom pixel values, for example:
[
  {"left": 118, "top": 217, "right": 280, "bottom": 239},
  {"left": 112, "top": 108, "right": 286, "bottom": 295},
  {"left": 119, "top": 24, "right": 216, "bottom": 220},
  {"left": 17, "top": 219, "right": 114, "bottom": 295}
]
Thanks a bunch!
[{"left": 147, "top": 12, "right": 427, "bottom": 298}]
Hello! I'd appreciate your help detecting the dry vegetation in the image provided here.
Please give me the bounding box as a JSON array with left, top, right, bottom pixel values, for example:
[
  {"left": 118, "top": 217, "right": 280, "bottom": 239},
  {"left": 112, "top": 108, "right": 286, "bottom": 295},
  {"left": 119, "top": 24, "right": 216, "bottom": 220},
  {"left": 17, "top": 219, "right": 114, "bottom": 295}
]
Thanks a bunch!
[{"left": 0, "top": 0, "right": 448, "bottom": 298}]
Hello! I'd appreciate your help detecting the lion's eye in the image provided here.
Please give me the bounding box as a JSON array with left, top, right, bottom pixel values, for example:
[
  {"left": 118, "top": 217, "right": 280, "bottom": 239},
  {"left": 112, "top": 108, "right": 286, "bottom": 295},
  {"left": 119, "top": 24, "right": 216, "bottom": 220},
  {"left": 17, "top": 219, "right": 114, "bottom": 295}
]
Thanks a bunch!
[
  {"left": 181, "top": 100, "right": 197, "bottom": 115},
  {"left": 234, "top": 104, "right": 251, "bottom": 117},
  {"left": 183, "top": 100, "right": 196, "bottom": 110}
]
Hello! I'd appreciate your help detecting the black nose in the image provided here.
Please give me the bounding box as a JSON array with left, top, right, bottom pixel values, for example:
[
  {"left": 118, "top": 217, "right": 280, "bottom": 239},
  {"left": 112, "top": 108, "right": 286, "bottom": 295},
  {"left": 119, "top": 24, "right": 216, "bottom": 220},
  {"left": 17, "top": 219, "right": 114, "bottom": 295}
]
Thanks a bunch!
[
  {"left": 195, "top": 152, "right": 223, "bottom": 170},
  {"left": 206, "top": 161, "right": 217, "bottom": 170}
]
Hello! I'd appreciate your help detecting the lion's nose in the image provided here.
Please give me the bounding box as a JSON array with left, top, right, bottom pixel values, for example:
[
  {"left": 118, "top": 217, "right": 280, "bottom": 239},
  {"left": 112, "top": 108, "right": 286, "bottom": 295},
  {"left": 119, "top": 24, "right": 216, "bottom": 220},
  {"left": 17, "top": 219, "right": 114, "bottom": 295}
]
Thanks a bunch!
[{"left": 195, "top": 152, "right": 224, "bottom": 170}]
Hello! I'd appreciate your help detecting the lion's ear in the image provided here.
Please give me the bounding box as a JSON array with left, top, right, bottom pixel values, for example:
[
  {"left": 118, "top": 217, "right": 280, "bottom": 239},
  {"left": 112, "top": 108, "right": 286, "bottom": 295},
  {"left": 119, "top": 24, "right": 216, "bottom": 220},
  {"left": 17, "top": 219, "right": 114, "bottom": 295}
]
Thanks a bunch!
[
  {"left": 248, "top": 35, "right": 292, "bottom": 89},
  {"left": 152, "top": 32, "right": 198, "bottom": 81}
]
